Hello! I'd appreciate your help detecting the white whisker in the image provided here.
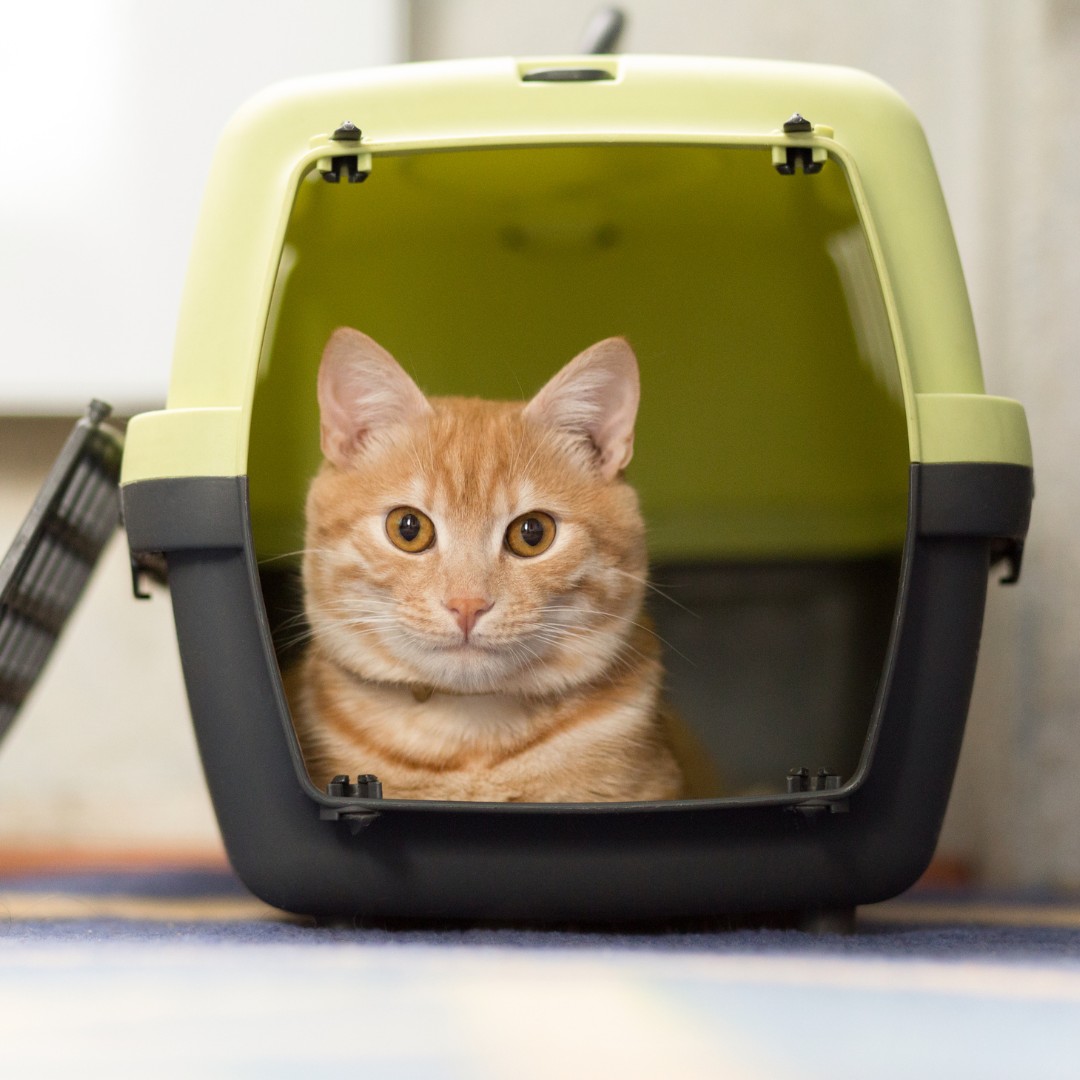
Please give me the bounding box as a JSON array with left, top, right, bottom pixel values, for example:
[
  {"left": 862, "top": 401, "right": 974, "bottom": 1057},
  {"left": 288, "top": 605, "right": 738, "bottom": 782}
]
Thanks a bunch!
[
  {"left": 612, "top": 568, "right": 700, "bottom": 618},
  {"left": 534, "top": 607, "right": 694, "bottom": 666},
  {"left": 258, "top": 547, "right": 341, "bottom": 565}
]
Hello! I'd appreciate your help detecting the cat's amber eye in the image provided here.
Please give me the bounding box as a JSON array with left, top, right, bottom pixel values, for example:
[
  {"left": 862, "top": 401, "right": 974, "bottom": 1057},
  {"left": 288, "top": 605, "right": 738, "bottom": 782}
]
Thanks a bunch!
[
  {"left": 505, "top": 511, "right": 557, "bottom": 558},
  {"left": 386, "top": 507, "right": 435, "bottom": 553}
]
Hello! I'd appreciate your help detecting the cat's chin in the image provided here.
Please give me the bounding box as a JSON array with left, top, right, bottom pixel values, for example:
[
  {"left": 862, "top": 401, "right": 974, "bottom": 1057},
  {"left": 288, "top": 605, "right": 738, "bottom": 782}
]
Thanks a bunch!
[
  {"left": 409, "top": 645, "right": 534, "bottom": 696},
  {"left": 321, "top": 619, "right": 621, "bottom": 699},
  {"left": 398, "top": 639, "right": 588, "bottom": 699}
]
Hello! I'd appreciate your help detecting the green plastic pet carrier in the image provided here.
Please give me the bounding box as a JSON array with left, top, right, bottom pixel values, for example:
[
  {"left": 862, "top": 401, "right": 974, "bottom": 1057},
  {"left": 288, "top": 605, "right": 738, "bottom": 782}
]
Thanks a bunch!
[{"left": 110, "top": 53, "right": 1031, "bottom": 921}]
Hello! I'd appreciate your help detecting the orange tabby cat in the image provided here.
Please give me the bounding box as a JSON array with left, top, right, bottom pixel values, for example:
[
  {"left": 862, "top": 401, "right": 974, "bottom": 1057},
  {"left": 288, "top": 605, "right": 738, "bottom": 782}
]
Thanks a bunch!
[{"left": 285, "top": 327, "right": 684, "bottom": 802}]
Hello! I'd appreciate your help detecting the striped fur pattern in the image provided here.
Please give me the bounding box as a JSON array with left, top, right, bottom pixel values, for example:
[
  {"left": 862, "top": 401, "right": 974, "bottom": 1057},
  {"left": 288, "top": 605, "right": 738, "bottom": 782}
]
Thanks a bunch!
[{"left": 286, "top": 328, "right": 683, "bottom": 802}]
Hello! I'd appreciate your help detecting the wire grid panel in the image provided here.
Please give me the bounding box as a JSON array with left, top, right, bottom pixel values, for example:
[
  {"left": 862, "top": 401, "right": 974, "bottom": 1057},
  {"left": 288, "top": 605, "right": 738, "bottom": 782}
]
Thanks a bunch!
[{"left": 0, "top": 403, "right": 123, "bottom": 741}]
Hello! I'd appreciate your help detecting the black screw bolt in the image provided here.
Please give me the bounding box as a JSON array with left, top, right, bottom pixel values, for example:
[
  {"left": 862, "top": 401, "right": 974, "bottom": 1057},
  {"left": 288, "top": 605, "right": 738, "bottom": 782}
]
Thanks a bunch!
[{"left": 332, "top": 120, "right": 362, "bottom": 142}]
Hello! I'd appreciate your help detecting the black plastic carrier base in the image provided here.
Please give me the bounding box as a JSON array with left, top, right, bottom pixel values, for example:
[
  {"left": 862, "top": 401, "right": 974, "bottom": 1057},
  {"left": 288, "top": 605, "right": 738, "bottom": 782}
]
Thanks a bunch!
[{"left": 122, "top": 462, "right": 1031, "bottom": 922}]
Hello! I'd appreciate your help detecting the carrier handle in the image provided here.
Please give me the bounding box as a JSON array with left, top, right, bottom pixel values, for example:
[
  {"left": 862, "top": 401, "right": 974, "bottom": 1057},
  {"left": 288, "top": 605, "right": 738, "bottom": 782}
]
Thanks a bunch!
[{"left": 579, "top": 7, "right": 626, "bottom": 54}]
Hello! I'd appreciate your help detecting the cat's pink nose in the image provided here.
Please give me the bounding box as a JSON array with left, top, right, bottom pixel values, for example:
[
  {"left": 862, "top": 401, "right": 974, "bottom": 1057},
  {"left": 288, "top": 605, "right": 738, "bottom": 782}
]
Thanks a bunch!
[{"left": 444, "top": 597, "right": 493, "bottom": 638}]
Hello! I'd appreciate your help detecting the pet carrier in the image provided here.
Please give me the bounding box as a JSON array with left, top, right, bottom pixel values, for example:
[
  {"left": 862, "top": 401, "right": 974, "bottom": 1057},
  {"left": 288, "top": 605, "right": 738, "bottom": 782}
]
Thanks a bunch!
[{"left": 117, "top": 54, "right": 1032, "bottom": 921}]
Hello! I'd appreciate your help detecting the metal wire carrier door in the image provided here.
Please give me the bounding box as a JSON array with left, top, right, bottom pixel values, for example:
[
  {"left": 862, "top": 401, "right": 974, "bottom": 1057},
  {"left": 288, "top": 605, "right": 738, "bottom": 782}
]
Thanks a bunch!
[{"left": 0, "top": 402, "right": 123, "bottom": 742}]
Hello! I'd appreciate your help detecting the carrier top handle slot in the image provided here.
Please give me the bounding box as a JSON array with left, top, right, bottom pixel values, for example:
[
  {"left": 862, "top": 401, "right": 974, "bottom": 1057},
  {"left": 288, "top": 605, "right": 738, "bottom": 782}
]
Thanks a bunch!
[
  {"left": 520, "top": 5, "right": 624, "bottom": 82},
  {"left": 521, "top": 67, "right": 615, "bottom": 83},
  {"left": 774, "top": 113, "right": 828, "bottom": 175},
  {"left": 319, "top": 121, "right": 370, "bottom": 183}
]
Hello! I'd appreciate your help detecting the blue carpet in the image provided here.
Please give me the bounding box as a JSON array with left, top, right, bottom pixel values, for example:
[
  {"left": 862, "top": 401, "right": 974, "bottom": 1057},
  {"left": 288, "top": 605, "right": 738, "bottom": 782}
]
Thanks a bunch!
[
  {"left": 4, "top": 910, "right": 1080, "bottom": 959},
  {"left": 1, "top": 865, "right": 1079, "bottom": 955},
  {"left": 2, "top": 866, "right": 1079, "bottom": 1077}
]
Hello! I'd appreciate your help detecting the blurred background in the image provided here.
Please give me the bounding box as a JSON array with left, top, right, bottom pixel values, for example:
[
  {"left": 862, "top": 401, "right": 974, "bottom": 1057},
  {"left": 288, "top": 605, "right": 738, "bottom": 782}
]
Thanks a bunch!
[{"left": 0, "top": 0, "right": 1076, "bottom": 889}]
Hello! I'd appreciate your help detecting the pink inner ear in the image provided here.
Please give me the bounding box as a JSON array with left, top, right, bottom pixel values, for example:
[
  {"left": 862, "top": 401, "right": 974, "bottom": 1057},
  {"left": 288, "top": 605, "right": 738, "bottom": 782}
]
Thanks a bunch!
[
  {"left": 524, "top": 337, "right": 641, "bottom": 481},
  {"left": 317, "top": 328, "right": 432, "bottom": 468}
]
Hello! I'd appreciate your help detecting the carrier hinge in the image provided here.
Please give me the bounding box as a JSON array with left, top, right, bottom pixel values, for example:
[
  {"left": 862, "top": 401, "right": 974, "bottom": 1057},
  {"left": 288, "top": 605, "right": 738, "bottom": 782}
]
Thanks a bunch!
[
  {"left": 786, "top": 766, "right": 850, "bottom": 815},
  {"left": 129, "top": 550, "right": 167, "bottom": 600},
  {"left": 318, "top": 121, "right": 371, "bottom": 183},
  {"left": 773, "top": 113, "right": 829, "bottom": 175},
  {"left": 993, "top": 538, "right": 1025, "bottom": 585}
]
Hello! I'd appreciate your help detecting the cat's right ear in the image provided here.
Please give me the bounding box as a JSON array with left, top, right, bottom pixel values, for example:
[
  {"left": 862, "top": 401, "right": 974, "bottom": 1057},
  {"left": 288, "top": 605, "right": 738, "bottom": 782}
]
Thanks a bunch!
[
  {"left": 317, "top": 328, "right": 433, "bottom": 468},
  {"left": 524, "top": 337, "right": 640, "bottom": 481}
]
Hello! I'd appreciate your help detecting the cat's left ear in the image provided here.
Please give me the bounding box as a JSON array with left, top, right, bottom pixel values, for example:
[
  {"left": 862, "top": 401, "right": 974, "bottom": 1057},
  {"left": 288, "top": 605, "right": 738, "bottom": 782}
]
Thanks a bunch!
[
  {"left": 317, "top": 327, "right": 433, "bottom": 468},
  {"left": 524, "top": 337, "right": 640, "bottom": 481}
]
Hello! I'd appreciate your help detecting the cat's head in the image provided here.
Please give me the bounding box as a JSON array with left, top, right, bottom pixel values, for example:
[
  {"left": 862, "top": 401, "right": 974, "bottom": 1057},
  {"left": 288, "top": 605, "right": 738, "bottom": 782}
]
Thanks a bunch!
[{"left": 302, "top": 327, "right": 648, "bottom": 698}]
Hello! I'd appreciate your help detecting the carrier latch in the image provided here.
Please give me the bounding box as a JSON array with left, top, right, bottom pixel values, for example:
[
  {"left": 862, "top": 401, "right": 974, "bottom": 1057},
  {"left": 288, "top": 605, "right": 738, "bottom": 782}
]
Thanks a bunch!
[
  {"left": 786, "top": 767, "right": 849, "bottom": 815},
  {"left": 773, "top": 114, "right": 828, "bottom": 175},
  {"left": 318, "top": 121, "right": 371, "bottom": 183},
  {"left": 326, "top": 773, "right": 383, "bottom": 799},
  {"left": 319, "top": 773, "right": 383, "bottom": 832}
]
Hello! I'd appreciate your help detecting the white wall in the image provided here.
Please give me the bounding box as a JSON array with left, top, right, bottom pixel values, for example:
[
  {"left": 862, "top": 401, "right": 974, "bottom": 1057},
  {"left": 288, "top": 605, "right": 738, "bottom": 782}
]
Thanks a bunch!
[
  {"left": 0, "top": 0, "right": 406, "bottom": 414},
  {"left": 934, "top": 2, "right": 1080, "bottom": 889}
]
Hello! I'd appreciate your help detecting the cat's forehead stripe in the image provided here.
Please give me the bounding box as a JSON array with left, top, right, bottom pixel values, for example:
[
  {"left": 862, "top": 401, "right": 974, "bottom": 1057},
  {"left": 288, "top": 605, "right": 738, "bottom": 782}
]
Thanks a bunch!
[{"left": 423, "top": 400, "right": 530, "bottom": 517}]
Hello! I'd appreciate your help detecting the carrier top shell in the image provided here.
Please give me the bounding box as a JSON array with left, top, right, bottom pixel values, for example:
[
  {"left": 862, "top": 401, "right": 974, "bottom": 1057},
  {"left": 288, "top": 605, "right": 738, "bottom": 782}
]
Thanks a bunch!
[{"left": 121, "top": 55, "right": 1031, "bottom": 497}]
